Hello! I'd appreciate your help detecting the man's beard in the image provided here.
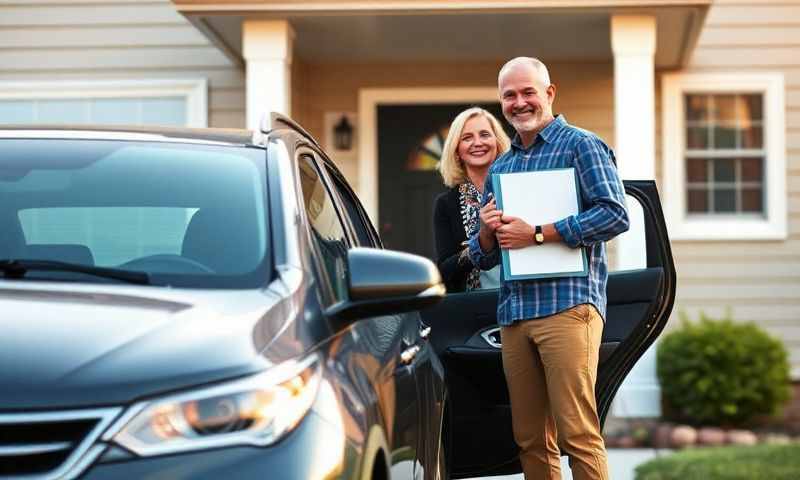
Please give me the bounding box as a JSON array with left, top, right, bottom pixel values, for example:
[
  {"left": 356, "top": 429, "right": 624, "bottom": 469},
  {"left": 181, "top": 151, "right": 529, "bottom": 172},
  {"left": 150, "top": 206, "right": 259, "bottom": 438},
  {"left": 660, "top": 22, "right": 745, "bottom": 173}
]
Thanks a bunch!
[{"left": 508, "top": 109, "right": 544, "bottom": 135}]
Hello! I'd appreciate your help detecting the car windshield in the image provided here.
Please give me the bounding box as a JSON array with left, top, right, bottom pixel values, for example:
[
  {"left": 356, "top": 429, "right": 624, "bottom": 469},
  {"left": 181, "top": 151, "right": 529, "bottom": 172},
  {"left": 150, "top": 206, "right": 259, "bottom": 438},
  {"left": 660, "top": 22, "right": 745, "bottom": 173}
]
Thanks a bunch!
[{"left": 0, "top": 138, "right": 270, "bottom": 288}]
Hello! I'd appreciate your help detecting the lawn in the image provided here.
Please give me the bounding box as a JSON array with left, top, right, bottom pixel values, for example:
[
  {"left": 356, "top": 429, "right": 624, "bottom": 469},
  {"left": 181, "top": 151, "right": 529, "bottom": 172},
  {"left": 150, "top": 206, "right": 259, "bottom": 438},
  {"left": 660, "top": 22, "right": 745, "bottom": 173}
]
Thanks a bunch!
[{"left": 635, "top": 443, "right": 800, "bottom": 480}]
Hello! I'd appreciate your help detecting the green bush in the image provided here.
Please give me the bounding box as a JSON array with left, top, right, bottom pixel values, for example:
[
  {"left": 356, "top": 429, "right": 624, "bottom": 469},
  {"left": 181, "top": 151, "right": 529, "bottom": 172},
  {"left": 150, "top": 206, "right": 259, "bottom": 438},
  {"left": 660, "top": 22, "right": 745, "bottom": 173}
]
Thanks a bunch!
[
  {"left": 657, "top": 312, "right": 791, "bottom": 426},
  {"left": 635, "top": 443, "right": 800, "bottom": 480}
]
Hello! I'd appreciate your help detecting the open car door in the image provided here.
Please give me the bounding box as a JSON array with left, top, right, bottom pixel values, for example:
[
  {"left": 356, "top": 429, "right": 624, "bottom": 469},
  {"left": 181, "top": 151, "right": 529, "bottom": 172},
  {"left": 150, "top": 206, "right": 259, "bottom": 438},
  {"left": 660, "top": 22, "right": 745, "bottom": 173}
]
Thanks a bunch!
[{"left": 421, "top": 180, "right": 676, "bottom": 478}]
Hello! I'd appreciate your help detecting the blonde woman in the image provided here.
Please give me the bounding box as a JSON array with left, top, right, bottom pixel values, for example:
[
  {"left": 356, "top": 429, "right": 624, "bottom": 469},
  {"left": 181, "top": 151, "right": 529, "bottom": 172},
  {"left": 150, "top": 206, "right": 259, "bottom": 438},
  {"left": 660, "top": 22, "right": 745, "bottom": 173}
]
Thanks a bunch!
[{"left": 433, "top": 107, "right": 511, "bottom": 292}]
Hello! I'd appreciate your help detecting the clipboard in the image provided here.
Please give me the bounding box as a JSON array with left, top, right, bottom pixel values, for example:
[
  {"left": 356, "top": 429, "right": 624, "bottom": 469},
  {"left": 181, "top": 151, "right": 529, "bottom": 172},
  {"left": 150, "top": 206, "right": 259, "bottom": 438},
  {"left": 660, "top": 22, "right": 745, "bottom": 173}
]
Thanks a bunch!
[{"left": 492, "top": 167, "right": 588, "bottom": 281}]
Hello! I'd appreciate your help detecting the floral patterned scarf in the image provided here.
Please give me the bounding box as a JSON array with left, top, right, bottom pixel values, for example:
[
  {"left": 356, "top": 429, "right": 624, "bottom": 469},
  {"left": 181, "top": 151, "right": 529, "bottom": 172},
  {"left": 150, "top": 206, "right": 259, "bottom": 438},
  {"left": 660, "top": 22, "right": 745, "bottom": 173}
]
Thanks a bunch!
[{"left": 458, "top": 181, "right": 483, "bottom": 290}]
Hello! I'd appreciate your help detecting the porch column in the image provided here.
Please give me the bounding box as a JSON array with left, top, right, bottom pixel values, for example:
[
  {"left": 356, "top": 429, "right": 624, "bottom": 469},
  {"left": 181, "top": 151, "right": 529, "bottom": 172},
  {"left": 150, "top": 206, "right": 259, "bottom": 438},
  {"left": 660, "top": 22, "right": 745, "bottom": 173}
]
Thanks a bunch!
[
  {"left": 610, "top": 14, "right": 661, "bottom": 418},
  {"left": 242, "top": 20, "right": 294, "bottom": 129}
]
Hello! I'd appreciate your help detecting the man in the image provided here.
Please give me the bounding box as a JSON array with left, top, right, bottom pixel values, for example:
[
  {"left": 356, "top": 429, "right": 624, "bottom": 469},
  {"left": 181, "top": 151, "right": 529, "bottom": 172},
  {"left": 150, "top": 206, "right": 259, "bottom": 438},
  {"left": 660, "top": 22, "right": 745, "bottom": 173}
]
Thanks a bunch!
[{"left": 467, "top": 57, "right": 629, "bottom": 480}]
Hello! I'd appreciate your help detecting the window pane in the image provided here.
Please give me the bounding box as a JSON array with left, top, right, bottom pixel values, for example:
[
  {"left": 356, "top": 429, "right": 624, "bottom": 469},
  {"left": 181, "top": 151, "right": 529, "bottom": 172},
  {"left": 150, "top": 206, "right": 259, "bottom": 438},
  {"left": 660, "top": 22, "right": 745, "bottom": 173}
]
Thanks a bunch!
[
  {"left": 740, "top": 157, "right": 763, "bottom": 182},
  {"left": 740, "top": 125, "right": 763, "bottom": 149},
  {"left": 0, "top": 100, "right": 35, "bottom": 123},
  {"left": 713, "top": 158, "right": 736, "bottom": 183},
  {"left": 38, "top": 99, "right": 89, "bottom": 123},
  {"left": 141, "top": 97, "right": 186, "bottom": 126},
  {"left": 298, "top": 156, "right": 348, "bottom": 301},
  {"left": 744, "top": 94, "right": 763, "bottom": 121},
  {"left": 713, "top": 188, "right": 736, "bottom": 212},
  {"left": 685, "top": 95, "right": 709, "bottom": 122},
  {"left": 713, "top": 95, "right": 737, "bottom": 123},
  {"left": 713, "top": 125, "right": 737, "bottom": 149},
  {"left": 741, "top": 188, "right": 763, "bottom": 213},
  {"left": 93, "top": 98, "right": 140, "bottom": 125},
  {"left": 686, "top": 158, "right": 708, "bottom": 182},
  {"left": 687, "top": 126, "right": 709, "bottom": 149},
  {"left": 688, "top": 188, "right": 709, "bottom": 213}
]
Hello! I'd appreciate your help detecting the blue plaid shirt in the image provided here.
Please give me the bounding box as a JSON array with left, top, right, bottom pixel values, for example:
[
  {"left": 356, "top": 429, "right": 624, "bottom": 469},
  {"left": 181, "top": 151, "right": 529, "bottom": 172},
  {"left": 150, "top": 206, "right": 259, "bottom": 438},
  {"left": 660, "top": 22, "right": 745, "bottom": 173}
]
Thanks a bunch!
[{"left": 467, "top": 115, "right": 629, "bottom": 325}]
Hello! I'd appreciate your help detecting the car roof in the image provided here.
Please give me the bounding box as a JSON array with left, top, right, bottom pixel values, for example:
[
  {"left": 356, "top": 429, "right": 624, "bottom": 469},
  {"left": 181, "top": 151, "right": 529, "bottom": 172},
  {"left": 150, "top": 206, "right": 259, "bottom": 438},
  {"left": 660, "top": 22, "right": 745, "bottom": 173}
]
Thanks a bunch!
[{"left": 0, "top": 124, "right": 257, "bottom": 146}]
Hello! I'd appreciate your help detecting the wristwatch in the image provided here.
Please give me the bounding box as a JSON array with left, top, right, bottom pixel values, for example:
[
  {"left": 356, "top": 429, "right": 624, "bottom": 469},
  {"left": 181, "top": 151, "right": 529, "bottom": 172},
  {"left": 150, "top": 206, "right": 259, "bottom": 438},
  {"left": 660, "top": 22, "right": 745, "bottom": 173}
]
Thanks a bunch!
[{"left": 534, "top": 225, "right": 545, "bottom": 245}]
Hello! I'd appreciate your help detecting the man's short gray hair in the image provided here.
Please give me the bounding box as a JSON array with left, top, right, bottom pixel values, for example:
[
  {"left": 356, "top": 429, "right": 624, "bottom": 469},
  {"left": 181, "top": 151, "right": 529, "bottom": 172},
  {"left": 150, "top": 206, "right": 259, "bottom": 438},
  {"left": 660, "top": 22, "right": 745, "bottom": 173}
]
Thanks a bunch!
[{"left": 498, "top": 57, "right": 551, "bottom": 87}]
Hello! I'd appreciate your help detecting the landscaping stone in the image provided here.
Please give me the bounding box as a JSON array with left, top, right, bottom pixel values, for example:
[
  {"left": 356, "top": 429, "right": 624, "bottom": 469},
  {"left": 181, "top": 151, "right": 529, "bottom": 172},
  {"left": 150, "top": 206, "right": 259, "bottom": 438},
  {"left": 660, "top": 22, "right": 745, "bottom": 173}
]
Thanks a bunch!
[
  {"left": 697, "top": 427, "right": 726, "bottom": 446},
  {"left": 727, "top": 429, "right": 758, "bottom": 446},
  {"left": 670, "top": 425, "right": 697, "bottom": 448}
]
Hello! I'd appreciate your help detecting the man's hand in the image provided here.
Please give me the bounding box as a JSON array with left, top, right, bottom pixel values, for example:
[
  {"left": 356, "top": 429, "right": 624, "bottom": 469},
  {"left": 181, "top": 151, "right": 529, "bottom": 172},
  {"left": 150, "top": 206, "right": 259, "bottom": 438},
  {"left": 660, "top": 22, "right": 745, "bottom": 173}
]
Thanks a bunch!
[
  {"left": 496, "top": 215, "right": 535, "bottom": 249},
  {"left": 478, "top": 198, "right": 502, "bottom": 251}
]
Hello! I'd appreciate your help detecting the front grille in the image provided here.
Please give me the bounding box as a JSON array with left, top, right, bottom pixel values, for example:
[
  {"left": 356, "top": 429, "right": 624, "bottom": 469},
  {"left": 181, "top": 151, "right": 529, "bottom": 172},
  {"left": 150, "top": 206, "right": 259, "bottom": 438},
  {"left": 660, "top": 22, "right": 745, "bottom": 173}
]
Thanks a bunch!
[{"left": 0, "top": 408, "right": 121, "bottom": 480}]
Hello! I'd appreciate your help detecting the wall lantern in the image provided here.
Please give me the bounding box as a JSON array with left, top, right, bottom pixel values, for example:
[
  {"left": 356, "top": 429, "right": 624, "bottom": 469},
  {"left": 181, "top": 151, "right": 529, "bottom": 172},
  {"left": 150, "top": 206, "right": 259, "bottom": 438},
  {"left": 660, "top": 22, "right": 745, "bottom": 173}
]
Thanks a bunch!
[{"left": 333, "top": 115, "right": 353, "bottom": 151}]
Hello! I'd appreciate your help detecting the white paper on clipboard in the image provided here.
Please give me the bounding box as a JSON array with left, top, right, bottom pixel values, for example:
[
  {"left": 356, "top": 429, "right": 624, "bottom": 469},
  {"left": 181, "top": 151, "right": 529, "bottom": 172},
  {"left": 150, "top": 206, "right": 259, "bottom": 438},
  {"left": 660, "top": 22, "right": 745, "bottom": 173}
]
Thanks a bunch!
[{"left": 494, "top": 168, "right": 586, "bottom": 278}]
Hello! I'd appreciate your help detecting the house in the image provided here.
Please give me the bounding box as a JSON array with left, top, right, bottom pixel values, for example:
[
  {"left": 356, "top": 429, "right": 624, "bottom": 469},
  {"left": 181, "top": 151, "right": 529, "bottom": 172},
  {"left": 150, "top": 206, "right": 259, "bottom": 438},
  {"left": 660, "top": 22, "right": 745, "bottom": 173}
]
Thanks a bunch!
[{"left": 1, "top": 0, "right": 797, "bottom": 418}]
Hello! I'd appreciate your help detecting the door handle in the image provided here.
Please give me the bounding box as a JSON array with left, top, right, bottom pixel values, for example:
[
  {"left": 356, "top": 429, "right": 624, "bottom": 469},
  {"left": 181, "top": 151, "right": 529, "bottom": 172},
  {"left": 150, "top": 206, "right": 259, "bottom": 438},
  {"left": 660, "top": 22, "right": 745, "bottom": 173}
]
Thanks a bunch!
[
  {"left": 419, "top": 325, "right": 431, "bottom": 340},
  {"left": 400, "top": 345, "right": 421, "bottom": 365},
  {"left": 480, "top": 327, "right": 502, "bottom": 349}
]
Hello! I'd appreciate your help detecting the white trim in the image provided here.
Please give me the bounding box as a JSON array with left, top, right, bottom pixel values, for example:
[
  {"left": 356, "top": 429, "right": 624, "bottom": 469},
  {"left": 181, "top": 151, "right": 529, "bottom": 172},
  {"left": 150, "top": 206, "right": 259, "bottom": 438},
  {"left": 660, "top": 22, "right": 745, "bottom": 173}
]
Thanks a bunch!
[
  {"left": 358, "top": 87, "right": 498, "bottom": 224},
  {"left": 178, "top": 0, "right": 711, "bottom": 14},
  {"left": 661, "top": 72, "right": 787, "bottom": 241},
  {"left": 0, "top": 79, "right": 208, "bottom": 127}
]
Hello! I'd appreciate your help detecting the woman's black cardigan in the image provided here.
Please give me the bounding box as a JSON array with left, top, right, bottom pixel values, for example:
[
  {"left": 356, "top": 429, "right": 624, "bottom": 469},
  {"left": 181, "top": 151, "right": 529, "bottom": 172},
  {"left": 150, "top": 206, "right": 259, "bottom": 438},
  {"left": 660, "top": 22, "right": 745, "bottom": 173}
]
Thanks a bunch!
[{"left": 432, "top": 187, "right": 473, "bottom": 293}]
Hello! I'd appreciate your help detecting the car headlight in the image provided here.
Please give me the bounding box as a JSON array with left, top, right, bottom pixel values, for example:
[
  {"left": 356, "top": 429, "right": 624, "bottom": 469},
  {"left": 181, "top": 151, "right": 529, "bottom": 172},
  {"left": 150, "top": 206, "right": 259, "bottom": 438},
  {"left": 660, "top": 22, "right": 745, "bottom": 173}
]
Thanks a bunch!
[{"left": 107, "top": 353, "right": 321, "bottom": 456}]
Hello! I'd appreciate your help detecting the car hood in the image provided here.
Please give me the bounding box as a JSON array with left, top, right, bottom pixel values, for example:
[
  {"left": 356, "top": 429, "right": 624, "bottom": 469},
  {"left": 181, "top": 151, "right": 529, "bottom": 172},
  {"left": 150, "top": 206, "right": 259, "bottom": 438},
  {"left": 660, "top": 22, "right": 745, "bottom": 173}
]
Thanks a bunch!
[{"left": 0, "top": 279, "right": 309, "bottom": 410}]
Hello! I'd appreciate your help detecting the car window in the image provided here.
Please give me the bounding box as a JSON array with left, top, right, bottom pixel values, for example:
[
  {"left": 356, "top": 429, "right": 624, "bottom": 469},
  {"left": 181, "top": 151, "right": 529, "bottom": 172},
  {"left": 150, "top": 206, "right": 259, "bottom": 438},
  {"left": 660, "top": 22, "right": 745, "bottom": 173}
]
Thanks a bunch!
[
  {"left": 324, "top": 165, "right": 378, "bottom": 248},
  {"left": 0, "top": 139, "right": 270, "bottom": 288},
  {"left": 297, "top": 154, "right": 349, "bottom": 302}
]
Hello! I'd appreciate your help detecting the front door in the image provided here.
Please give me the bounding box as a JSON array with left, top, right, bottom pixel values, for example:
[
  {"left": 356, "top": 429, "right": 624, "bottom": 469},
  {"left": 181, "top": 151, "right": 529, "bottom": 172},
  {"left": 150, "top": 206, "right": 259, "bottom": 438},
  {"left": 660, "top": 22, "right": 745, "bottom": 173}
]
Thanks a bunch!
[
  {"left": 421, "top": 182, "right": 676, "bottom": 478},
  {"left": 377, "top": 103, "right": 511, "bottom": 259}
]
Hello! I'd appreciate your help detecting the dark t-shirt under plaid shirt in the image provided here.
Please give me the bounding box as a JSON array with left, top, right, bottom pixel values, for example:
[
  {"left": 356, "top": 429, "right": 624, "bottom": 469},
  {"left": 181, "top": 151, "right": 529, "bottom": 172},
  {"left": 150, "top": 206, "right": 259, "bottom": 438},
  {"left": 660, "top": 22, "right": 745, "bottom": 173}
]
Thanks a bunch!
[{"left": 467, "top": 115, "right": 629, "bottom": 326}]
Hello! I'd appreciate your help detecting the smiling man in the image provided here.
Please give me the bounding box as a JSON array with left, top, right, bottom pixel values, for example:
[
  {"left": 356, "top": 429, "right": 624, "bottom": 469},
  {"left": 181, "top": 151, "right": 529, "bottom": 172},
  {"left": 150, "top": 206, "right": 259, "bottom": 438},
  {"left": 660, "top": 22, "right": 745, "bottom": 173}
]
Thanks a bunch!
[{"left": 467, "top": 57, "right": 630, "bottom": 480}]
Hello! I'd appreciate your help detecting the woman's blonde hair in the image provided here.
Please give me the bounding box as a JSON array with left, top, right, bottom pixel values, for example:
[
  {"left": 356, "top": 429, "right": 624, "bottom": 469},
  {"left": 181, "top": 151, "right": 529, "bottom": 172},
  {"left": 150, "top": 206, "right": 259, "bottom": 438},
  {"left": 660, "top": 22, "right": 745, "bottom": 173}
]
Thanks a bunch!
[{"left": 438, "top": 107, "right": 511, "bottom": 188}]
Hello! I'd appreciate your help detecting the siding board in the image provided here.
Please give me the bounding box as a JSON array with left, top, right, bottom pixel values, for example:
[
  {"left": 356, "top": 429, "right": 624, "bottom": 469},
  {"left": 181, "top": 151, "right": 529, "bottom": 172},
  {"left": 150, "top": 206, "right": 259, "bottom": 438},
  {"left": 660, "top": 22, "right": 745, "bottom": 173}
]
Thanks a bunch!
[
  {"left": 0, "top": 4, "right": 183, "bottom": 26},
  {"left": 0, "top": 47, "right": 232, "bottom": 71},
  {"left": 0, "top": 26, "right": 208, "bottom": 48},
  {"left": 706, "top": 5, "right": 800, "bottom": 26}
]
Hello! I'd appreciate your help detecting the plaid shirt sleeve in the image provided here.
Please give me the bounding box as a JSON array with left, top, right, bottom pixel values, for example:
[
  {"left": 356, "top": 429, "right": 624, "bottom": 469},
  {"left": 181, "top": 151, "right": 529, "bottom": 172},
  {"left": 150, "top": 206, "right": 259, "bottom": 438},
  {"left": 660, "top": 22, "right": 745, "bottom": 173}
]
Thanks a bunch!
[
  {"left": 467, "top": 171, "right": 500, "bottom": 270},
  {"left": 554, "top": 136, "right": 630, "bottom": 248}
]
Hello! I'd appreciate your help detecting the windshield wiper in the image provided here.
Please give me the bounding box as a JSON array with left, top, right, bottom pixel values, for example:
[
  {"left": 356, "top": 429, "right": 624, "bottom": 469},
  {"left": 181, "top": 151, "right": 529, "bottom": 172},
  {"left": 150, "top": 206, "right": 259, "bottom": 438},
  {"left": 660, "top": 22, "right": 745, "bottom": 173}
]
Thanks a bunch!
[{"left": 0, "top": 259, "right": 150, "bottom": 285}]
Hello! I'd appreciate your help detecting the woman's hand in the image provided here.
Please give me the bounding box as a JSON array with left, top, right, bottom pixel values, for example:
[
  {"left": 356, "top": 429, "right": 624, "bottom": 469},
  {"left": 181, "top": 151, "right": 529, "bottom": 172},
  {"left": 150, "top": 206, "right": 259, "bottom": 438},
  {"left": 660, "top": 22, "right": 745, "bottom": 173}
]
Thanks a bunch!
[{"left": 478, "top": 198, "right": 502, "bottom": 251}]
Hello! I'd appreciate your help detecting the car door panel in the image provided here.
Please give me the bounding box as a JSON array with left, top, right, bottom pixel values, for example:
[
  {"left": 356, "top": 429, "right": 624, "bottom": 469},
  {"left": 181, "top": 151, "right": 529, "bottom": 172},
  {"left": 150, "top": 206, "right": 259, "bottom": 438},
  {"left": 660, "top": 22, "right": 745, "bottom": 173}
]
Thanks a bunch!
[{"left": 421, "top": 180, "right": 675, "bottom": 478}]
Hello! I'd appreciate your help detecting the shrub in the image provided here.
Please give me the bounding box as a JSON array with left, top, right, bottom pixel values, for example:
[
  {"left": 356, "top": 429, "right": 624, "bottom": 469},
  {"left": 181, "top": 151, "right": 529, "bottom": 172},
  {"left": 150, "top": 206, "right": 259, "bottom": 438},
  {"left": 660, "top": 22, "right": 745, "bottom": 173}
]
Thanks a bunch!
[
  {"left": 657, "top": 312, "right": 791, "bottom": 427},
  {"left": 635, "top": 443, "right": 800, "bottom": 480}
]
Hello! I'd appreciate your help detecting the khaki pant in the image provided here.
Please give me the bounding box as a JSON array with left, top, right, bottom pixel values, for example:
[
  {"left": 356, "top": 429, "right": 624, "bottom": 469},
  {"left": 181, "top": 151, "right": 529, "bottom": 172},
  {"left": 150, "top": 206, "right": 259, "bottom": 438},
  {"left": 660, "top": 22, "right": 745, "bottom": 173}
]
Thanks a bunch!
[{"left": 500, "top": 303, "right": 608, "bottom": 480}]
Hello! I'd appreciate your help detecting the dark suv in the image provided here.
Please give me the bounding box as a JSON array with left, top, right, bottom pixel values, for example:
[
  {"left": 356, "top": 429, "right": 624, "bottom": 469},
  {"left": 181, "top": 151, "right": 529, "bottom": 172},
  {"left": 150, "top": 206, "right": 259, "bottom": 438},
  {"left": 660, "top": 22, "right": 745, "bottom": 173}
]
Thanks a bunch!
[{"left": 0, "top": 115, "right": 675, "bottom": 479}]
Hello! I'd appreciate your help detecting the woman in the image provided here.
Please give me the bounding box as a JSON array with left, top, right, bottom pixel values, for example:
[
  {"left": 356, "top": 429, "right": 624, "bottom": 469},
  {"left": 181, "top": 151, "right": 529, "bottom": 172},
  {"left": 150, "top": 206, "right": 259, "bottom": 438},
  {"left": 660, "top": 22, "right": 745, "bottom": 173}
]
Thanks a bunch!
[{"left": 433, "top": 107, "right": 511, "bottom": 292}]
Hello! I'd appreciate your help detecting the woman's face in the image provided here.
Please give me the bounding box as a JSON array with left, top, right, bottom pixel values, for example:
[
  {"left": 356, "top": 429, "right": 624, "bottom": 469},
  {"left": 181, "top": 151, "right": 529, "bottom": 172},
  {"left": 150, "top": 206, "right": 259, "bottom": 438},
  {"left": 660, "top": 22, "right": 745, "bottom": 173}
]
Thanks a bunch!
[{"left": 457, "top": 115, "right": 498, "bottom": 172}]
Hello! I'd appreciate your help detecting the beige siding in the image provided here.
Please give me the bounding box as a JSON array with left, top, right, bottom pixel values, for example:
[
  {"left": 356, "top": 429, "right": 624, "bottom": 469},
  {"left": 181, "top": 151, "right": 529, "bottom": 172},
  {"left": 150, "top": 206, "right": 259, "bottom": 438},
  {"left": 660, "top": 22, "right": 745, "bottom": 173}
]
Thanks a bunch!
[
  {"left": 663, "top": 0, "right": 800, "bottom": 377},
  {"left": 0, "top": 0, "right": 245, "bottom": 128}
]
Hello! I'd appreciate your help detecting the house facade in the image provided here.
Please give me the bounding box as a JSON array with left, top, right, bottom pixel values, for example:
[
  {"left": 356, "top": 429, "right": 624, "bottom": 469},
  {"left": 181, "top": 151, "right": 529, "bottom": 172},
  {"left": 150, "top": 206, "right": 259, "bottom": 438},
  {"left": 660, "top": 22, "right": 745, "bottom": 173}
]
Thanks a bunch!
[{"left": 1, "top": 0, "right": 798, "bottom": 417}]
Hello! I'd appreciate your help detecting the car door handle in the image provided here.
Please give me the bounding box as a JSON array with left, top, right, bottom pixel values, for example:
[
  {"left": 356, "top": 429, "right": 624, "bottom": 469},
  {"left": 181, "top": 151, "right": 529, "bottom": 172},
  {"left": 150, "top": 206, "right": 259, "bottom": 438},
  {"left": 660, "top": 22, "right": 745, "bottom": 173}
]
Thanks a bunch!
[
  {"left": 400, "top": 344, "right": 421, "bottom": 365},
  {"left": 419, "top": 325, "right": 431, "bottom": 340},
  {"left": 480, "top": 327, "right": 502, "bottom": 349}
]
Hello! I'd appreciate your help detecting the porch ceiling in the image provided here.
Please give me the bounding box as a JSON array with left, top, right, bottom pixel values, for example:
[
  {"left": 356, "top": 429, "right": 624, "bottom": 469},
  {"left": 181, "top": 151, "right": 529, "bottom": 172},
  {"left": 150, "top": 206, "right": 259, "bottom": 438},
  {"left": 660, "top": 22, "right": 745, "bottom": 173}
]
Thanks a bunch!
[{"left": 174, "top": 1, "right": 710, "bottom": 69}]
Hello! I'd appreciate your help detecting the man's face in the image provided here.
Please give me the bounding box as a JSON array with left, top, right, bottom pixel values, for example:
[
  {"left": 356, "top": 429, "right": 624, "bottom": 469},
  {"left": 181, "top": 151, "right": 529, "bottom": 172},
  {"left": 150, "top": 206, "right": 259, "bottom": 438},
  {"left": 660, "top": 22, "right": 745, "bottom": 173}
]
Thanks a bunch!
[{"left": 499, "top": 64, "right": 555, "bottom": 138}]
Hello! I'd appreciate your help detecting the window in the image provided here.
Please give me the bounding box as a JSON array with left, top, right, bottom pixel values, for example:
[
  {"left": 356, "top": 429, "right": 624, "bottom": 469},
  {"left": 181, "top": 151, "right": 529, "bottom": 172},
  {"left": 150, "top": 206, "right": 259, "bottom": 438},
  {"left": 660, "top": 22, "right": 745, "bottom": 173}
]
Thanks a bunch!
[
  {"left": 298, "top": 155, "right": 349, "bottom": 302},
  {"left": 0, "top": 79, "right": 206, "bottom": 127},
  {"left": 2, "top": 139, "right": 268, "bottom": 288},
  {"left": 325, "top": 165, "right": 379, "bottom": 247},
  {"left": 662, "top": 73, "right": 786, "bottom": 240}
]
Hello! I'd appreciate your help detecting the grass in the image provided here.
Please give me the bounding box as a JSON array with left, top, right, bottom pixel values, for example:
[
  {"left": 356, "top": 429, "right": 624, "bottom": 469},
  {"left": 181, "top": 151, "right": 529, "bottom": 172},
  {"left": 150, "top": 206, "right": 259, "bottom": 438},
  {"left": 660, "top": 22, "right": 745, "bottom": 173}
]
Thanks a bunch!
[{"left": 635, "top": 443, "right": 800, "bottom": 480}]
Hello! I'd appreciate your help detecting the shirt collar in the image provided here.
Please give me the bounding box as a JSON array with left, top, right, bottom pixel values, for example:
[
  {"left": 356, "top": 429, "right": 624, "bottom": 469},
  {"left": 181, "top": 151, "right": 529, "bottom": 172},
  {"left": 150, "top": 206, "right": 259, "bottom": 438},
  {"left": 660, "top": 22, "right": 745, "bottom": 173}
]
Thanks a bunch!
[{"left": 511, "top": 114, "right": 568, "bottom": 150}]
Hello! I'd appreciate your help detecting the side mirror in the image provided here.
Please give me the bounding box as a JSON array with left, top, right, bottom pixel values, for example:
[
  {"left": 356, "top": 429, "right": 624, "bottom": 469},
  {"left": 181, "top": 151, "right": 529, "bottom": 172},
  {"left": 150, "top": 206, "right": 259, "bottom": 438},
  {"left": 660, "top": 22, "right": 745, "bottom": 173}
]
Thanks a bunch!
[{"left": 326, "top": 248, "right": 445, "bottom": 323}]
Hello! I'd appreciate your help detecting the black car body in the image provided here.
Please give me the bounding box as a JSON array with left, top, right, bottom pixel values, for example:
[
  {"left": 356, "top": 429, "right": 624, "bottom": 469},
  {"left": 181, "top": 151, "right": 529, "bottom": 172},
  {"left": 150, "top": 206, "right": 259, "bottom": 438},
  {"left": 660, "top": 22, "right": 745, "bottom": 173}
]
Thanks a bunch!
[{"left": 0, "top": 114, "right": 675, "bottom": 479}]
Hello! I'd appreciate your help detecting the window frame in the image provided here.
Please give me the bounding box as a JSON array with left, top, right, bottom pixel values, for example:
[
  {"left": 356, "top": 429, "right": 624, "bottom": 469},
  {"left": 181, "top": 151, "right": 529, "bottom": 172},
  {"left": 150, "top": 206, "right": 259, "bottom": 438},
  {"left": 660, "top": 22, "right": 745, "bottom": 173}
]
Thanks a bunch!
[
  {"left": 661, "top": 72, "right": 786, "bottom": 240},
  {"left": 0, "top": 79, "right": 207, "bottom": 127}
]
